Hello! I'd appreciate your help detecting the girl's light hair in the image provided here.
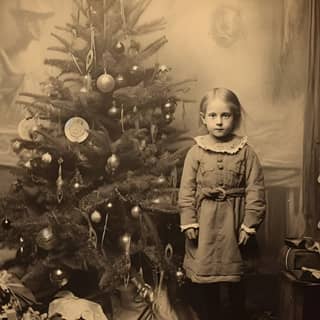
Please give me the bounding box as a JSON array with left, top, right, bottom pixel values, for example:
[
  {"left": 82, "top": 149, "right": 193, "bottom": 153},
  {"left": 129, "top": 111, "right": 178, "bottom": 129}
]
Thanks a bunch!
[{"left": 199, "top": 88, "right": 243, "bottom": 130}]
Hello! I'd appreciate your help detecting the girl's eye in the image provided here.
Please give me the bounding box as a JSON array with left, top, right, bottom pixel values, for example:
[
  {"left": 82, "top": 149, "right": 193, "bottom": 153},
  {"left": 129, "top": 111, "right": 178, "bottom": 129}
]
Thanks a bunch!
[
  {"left": 207, "top": 113, "right": 216, "bottom": 118},
  {"left": 222, "top": 113, "right": 232, "bottom": 119}
]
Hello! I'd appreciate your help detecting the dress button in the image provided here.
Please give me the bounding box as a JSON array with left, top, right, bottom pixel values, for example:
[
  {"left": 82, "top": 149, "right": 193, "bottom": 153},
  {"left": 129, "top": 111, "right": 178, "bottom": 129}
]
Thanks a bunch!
[
  {"left": 217, "top": 159, "right": 223, "bottom": 163},
  {"left": 218, "top": 164, "right": 224, "bottom": 170}
]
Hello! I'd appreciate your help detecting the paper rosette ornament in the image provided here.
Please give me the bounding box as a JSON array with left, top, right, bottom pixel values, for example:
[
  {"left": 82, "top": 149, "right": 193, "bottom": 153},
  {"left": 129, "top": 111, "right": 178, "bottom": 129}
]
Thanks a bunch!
[
  {"left": 64, "top": 117, "right": 89, "bottom": 143},
  {"left": 17, "top": 118, "right": 39, "bottom": 141}
]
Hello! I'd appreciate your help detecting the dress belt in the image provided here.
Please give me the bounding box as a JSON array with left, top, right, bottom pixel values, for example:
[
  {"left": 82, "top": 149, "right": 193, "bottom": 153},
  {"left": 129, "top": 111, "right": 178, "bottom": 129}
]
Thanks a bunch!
[{"left": 196, "top": 186, "right": 245, "bottom": 209}]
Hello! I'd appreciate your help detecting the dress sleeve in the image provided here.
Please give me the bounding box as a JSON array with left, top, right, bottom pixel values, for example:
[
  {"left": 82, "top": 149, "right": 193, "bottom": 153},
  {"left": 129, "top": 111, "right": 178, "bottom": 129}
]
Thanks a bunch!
[
  {"left": 243, "top": 146, "right": 266, "bottom": 229},
  {"left": 178, "top": 145, "right": 200, "bottom": 229}
]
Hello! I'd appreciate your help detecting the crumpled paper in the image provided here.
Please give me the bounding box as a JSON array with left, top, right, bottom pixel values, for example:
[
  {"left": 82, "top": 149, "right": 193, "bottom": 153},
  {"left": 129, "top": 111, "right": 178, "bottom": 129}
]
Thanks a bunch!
[
  {"left": 48, "top": 291, "right": 108, "bottom": 320},
  {"left": 0, "top": 270, "right": 37, "bottom": 310}
]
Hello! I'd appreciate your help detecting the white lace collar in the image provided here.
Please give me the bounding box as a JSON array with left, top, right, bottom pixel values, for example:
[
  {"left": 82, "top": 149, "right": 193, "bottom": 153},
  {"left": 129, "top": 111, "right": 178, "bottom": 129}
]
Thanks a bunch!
[{"left": 194, "top": 134, "right": 248, "bottom": 154}]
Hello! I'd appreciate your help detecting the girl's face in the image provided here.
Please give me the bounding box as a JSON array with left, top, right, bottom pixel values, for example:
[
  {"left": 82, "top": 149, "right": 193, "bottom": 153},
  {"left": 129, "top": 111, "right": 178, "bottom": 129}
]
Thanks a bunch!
[{"left": 200, "top": 98, "right": 235, "bottom": 139}]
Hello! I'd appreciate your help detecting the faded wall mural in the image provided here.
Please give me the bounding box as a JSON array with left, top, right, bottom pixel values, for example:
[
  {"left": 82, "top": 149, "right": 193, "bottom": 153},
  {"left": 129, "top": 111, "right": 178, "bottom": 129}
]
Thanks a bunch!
[{"left": 0, "top": 0, "right": 72, "bottom": 166}]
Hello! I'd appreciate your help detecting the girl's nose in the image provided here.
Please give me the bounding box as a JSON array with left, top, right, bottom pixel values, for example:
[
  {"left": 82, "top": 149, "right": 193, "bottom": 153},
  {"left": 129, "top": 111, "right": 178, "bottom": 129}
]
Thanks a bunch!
[{"left": 216, "top": 116, "right": 222, "bottom": 124}]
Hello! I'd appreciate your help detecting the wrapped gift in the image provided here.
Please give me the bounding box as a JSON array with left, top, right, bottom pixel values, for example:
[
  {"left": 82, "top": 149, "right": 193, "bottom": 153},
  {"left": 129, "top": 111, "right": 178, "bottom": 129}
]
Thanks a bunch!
[
  {"left": 280, "top": 243, "right": 320, "bottom": 271},
  {"left": 48, "top": 291, "right": 109, "bottom": 320}
]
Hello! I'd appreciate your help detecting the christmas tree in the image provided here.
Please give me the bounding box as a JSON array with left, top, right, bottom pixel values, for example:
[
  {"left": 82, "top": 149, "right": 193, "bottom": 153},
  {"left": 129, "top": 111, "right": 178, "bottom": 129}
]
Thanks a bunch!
[{"left": 0, "top": 0, "right": 194, "bottom": 316}]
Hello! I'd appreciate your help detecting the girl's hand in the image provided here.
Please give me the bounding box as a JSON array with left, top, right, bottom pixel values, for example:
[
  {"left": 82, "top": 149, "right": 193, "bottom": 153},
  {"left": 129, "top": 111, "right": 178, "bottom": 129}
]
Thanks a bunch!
[
  {"left": 238, "top": 229, "right": 250, "bottom": 245},
  {"left": 184, "top": 228, "right": 199, "bottom": 240}
]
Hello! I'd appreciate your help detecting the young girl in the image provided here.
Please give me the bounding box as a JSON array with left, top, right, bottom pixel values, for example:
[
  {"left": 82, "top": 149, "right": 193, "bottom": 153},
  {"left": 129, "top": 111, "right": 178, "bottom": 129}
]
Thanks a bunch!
[{"left": 178, "top": 88, "right": 266, "bottom": 320}]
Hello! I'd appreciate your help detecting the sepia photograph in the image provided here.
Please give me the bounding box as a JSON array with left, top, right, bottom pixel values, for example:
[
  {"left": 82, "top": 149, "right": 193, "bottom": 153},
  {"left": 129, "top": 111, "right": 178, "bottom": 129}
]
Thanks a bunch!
[{"left": 0, "top": 1, "right": 318, "bottom": 319}]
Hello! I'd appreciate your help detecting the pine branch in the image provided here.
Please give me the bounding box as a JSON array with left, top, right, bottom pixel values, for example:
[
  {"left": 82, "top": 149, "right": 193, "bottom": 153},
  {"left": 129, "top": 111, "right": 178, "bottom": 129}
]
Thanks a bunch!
[
  {"left": 51, "top": 32, "right": 71, "bottom": 51},
  {"left": 74, "top": 0, "right": 89, "bottom": 18},
  {"left": 67, "top": 23, "right": 91, "bottom": 41},
  {"left": 47, "top": 46, "right": 69, "bottom": 54},
  {"left": 54, "top": 25, "right": 72, "bottom": 33},
  {"left": 136, "top": 36, "right": 168, "bottom": 62},
  {"left": 132, "top": 18, "right": 166, "bottom": 35},
  {"left": 127, "top": 0, "right": 153, "bottom": 30},
  {"left": 44, "top": 58, "right": 84, "bottom": 73},
  {"left": 18, "top": 92, "right": 52, "bottom": 102}
]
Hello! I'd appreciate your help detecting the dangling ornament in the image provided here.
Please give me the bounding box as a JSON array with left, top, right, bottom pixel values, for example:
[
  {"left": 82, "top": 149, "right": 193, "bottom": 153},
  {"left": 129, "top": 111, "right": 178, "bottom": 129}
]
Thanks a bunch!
[
  {"left": 175, "top": 267, "right": 186, "bottom": 286},
  {"left": 158, "top": 64, "right": 170, "bottom": 73},
  {"left": 72, "top": 168, "right": 83, "bottom": 189},
  {"left": 64, "top": 117, "right": 89, "bottom": 143},
  {"left": 139, "top": 139, "right": 147, "bottom": 151},
  {"left": 49, "top": 268, "right": 69, "bottom": 288},
  {"left": 106, "top": 201, "right": 113, "bottom": 210},
  {"left": 129, "top": 64, "right": 144, "bottom": 85},
  {"left": 16, "top": 236, "right": 34, "bottom": 263},
  {"left": 155, "top": 174, "right": 167, "bottom": 187},
  {"left": 56, "top": 157, "right": 64, "bottom": 203},
  {"left": 120, "top": 233, "right": 131, "bottom": 255},
  {"left": 115, "top": 74, "right": 127, "bottom": 88},
  {"left": 36, "top": 227, "right": 57, "bottom": 250},
  {"left": 129, "top": 64, "right": 143, "bottom": 77},
  {"left": 157, "top": 64, "right": 171, "bottom": 81},
  {"left": 41, "top": 152, "right": 52, "bottom": 164},
  {"left": 113, "top": 41, "right": 125, "bottom": 54},
  {"left": 106, "top": 154, "right": 120, "bottom": 173},
  {"left": 128, "top": 40, "right": 140, "bottom": 57},
  {"left": 90, "top": 210, "right": 102, "bottom": 224},
  {"left": 131, "top": 205, "right": 142, "bottom": 219},
  {"left": 24, "top": 160, "right": 32, "bottom": 169},
  {"left": 162, "top": 100, "right": 177, "bottom": 114},
  {"left": 96, "top": 71, "right": 115, "bottom": 93},
  {"left": 86, "top": 25, "right": 96, "bottom": 73},
  {"left": 12, "top": 140, "right": 22, "bottom": 152},
  {"left": 2, "top": 217, "right": 11, "bottom": 230},
  {"left": 80, "top": 73, "right": 92, "bottom": 93},
  {"left": 107, "top": 104, "right": 121, "bottom": 118},
  {"left": 164, "top": 113, "right": 174, "bottom": 124}
]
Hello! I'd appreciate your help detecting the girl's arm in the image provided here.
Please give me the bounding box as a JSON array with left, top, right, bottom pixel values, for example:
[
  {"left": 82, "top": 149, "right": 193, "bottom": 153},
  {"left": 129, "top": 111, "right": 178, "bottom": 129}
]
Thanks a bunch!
[
  {"left": 243, "top": 146, "right": 266, "bottom": 231},
  {"left": 178, "top": 145, "right": 200, "bottom": 231}
]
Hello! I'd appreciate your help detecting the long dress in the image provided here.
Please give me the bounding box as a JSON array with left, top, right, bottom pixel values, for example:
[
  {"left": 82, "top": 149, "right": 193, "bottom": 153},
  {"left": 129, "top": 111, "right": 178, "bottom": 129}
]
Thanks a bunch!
[{"left": 178, "top": 134, "right": 266, "bottom": 283}]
